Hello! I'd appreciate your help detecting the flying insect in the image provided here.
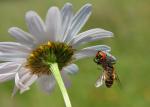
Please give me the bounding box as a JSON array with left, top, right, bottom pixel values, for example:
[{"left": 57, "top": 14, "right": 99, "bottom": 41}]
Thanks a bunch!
[{"left": 94, "top": 51, "right": 120, "bottom": 88}]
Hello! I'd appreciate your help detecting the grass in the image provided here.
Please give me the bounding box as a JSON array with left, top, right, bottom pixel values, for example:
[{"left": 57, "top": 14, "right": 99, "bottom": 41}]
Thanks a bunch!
[{"left": 0, "top": 0, "right": 150, "bottom": 107}]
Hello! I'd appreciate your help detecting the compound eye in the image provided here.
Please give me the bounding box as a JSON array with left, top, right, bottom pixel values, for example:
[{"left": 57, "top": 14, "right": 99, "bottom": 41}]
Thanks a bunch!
[
  {"left": 95, "top": 51, "right": 100, "bottom": 58},
  {"left": 97, "top": 54, "right": 102, "bottom": 59},
  {"left": 96, "top": 53, "right": 99, "bottom": 57},
  {"left": 100, "top": 52, "right": 106, "bottom": 60}
]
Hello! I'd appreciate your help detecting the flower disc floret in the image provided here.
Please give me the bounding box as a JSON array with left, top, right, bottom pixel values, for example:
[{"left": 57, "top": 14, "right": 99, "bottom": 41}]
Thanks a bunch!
[{"left": 26, "top": 41, "right": 74, "bottom": 75}]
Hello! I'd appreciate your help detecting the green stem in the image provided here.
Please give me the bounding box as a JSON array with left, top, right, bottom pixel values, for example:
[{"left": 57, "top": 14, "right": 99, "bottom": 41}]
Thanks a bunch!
[{"left": 49, "top": 63, "right": 72, "bottom": 107}]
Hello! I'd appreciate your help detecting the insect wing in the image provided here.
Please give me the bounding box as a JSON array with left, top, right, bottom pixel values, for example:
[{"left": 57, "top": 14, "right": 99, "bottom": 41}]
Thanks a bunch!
[
  {"left": 95, "top": 71, "right": 105, "bottom": 87},
  {"left": 115, "top": 72, "right": 122, "bottom": 88}
]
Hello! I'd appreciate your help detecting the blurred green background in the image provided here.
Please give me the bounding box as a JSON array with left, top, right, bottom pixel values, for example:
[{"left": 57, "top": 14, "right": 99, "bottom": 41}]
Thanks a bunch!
[{"left": 0, "top": 0, "right": 150, "bottom": 107}]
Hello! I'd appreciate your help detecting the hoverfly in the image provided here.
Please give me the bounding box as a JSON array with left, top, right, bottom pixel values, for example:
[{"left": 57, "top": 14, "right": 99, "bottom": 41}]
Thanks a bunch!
[{"left": 94, "top": 51, "right": 121, "bottom": 88}]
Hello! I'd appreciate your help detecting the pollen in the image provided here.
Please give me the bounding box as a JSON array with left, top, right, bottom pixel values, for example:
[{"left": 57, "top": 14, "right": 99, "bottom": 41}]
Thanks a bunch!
[
  {"left": 26, "top": 41, "right": 74, "bottom": 75},
  {"left": 30, "top": 54, "right": 35, "bottom": 57},
  {"left": 48, "top": 41, "right": 51, "bottom": 47}
]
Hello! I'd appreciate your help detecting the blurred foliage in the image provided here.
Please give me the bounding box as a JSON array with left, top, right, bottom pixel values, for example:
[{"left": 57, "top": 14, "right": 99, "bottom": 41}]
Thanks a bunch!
[{"left": 0, "top": 0, "right": 150, "bottom": 107}]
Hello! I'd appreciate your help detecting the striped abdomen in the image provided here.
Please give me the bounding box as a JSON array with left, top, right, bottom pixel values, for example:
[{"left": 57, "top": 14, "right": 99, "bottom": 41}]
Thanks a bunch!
[{"left": 104, "top": 66, "right": 115, "bottom": 88}]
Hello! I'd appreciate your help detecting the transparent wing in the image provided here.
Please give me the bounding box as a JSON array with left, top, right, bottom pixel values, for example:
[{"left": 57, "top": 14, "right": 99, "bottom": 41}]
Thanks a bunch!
[
  {"left": 95, "top": 71, "right": 105, "bottom": 87},
  {"left": 115, "top": 72, "right": 122, "bottom": 89}
]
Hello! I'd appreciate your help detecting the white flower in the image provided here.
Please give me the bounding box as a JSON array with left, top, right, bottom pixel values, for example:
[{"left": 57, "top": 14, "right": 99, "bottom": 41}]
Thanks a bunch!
[{"left": 0, "top": 3, "right": 112, "bottom": 96}]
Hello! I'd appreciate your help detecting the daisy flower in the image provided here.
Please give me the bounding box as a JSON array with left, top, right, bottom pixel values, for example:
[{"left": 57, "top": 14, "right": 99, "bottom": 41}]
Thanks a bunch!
[{"left": 0, "top": 3, "right": 113, "bottom": 107}]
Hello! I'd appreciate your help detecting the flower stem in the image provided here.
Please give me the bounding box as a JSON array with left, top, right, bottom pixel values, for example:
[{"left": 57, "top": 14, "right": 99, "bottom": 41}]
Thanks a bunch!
[{"left": 49, "top": 63, "right": 72, "bottom": 107}]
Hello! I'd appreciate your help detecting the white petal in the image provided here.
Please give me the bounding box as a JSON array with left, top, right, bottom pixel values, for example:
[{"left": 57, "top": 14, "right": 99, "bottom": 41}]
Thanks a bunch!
[
  {"left": 37, "top": 71, "right": 71, "bottom": 93},
  {"left": 0, "top": 72, "right": 16, "bottom": 83},
  {"left": 61, "top": 70, "right": 71, "bottom": 88},
  {"left": 20, "top": 72, "right": 31, "bottom": 82},
  {"left": 62, "top": 64, "right": 79, "bottom": 75},
  {"left": 8, "top": 27, "right": 36, "bottom": 48},
  {"left": 69, "top": 28, "right": 113, "bottom": 47},
  {"left": 15, "top": 72, "right": 29, "bottom": 91},
  {"left": 37, "top": 74, "right": 56, "bottom": 94},
  {"left": 64, "top": 4, "right": 92, "bottom": 42},
  {"left": 76, "top": 45, "right": 111, "bottom": 53},
  {"left": 0, "top": 42, "right": 31, "bottom": 53},
  {"left": 15, "top": 71, "right": 38, "bottom": 94},
  {"left": 20, "top": 74, "right": 38, "bottom": 94},
  {"left": 12, "top": 67, "right": 28, "bottom": 96},
  {"left": 61, "top": 3, "right": 73, "bottom": 41},
  {"left": 25, "top": 11, "right": 46, "bottom": 44},
  {"left": 12, "top": 86, "right": 18, "bottom": 97},
  {"left": 73, "top": 45, "right": 111, "bottom": 60},
  {"left": 0, "top": 53, "right": 27, "bottom": 62},
  {"left": 0, "top": 42, "right": 29, "bottom": 62},
  {"left": 0, "top": 57, "right": 25, "bottom": 62},
  {"left": 0, "top": 62, "right": 20, "bottom": 74},
  {"left": 45, "top": 7, "right": 62, "bottom": 42}
]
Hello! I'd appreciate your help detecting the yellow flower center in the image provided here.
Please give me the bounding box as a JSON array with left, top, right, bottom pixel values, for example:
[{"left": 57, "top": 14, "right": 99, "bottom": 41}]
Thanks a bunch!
[{"left": 26, "top": 41, "right": 74, "bottom": 75}]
